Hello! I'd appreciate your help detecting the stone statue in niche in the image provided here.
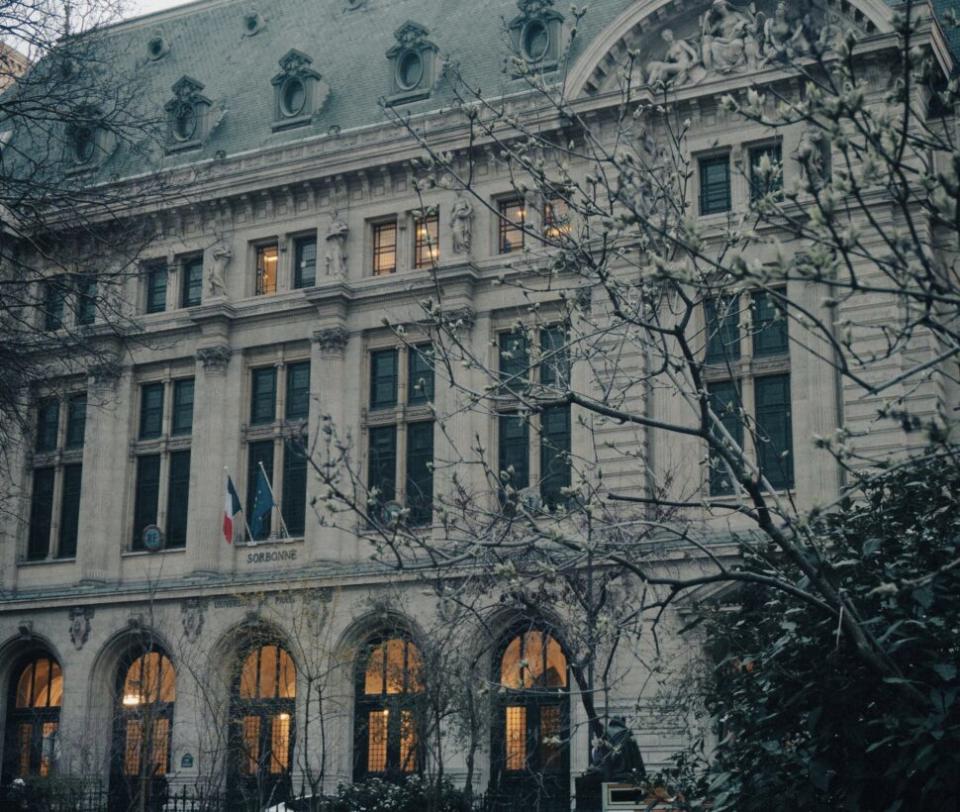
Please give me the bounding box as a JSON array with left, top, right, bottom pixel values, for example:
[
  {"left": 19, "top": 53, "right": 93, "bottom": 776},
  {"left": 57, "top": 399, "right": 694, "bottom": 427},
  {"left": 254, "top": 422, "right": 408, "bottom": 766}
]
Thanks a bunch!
[
  {"left": 325, "top": 212, "right": 349, "bottom": 278},
  {"left": 699, "top": 0, "right": 755, "bottom": 73},
  {"left": 646, "top": 29, "right": 701, "bottom": 87},
  {"left": 209, "top": 243, "right": 231, "bottom": 297},
  {"left": 450, "top": 194, "right": 473, "bottom": 254},
  {"left": 763, "top": 1, "right": 811, "bottom": 63}
]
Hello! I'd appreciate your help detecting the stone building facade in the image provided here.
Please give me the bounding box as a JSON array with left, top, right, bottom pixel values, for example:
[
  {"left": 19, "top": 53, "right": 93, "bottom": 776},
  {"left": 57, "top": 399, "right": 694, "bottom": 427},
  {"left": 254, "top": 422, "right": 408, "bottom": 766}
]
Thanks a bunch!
[{"left": 0, "top": 0, "right": 955, "bottom": 809}]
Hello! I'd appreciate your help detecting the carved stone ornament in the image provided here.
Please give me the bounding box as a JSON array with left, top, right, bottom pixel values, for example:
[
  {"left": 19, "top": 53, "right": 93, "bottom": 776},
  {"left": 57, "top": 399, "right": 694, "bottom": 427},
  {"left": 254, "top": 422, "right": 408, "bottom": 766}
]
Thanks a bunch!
[
  {"left": 508, "top": 0, "right": 565, "bottom": 69},
  {"left": 313, "top": 325, "right": 350, "bottom": 353},
  {"left": 17, "top": 620, "right": 33, "bottom": 640},
  {"left": 208, "top": 242, "right": 231, "bottom": 297},
  {"left": 69, "top": 607, "right": 93, "bottom": 650},
  {"left": 181, "top": 599, "right": 205, "bottom": 644},
  {"left": 271, "top": 50, "right": 331, "bottom": 129},
  {"left": 324, "top": 212, "right": 349, "bottom": 278},
  {"left": 385, "top": 21, "right": 439, "bottom": 104},
  {"left": 441, "top": 305, "right": 476, "bottom": 330},
  {"left": 450, "top": 194, "right": 473, "bottom": 255},
  {"left": 164, "top": 76, "right": 212, "bottom": 151},
  {"left": 196, "top": 345, "right": 232, "bottom": 371}
]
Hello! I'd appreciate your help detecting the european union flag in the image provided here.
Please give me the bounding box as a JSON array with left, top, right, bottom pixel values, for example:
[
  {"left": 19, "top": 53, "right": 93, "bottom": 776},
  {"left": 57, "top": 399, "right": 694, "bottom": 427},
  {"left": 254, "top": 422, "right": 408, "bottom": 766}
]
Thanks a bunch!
[{"left": 250, "top": 467, "right": 275, "bottom": 538}]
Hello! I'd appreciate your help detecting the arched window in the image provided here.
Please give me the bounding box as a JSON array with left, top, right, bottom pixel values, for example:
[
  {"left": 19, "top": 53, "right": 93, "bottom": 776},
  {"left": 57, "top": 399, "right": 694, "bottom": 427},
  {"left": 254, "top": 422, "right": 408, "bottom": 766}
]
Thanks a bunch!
[
  {"left": 491, "top": 629, "right": 570, "bottom": 810},
  {"left": 109, "top": 648, "right": 175, "bottom": 812},
  {"left": 228, "top": 643, "right": 296, "bottom": 808},
  {"left": 2, "top": 654, "right": 62, "bottom": 782},
  {"left": 354, "top": 635, "right": 424, "bottom": 780}
]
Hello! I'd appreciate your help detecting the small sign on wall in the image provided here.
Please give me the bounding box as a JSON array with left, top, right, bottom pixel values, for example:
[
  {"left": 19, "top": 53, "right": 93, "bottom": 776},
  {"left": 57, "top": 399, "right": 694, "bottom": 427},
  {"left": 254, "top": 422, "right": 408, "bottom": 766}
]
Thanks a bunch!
[{"left": 180, "top": 753, "right": 194, "bottom": 770}]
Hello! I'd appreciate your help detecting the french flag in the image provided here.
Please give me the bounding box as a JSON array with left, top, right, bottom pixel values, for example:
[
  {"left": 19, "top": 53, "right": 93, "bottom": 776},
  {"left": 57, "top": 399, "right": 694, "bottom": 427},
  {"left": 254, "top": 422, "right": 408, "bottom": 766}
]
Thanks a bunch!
[{"left": 223, "top": 474, "right": 242, "bottom": 544}]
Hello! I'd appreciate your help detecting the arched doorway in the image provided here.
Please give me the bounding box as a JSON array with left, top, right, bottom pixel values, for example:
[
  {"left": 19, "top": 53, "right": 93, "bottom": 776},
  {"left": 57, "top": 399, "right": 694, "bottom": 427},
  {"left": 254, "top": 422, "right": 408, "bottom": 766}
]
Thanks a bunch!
[
  {"left": 227, "top": 643, "right": 296, "bottom": 810},
  {"left": 490, "top": 628, "right": 570, "bottom": 811},
  {"left": 109, "top": 648, "right": 175, "bottom": 812},
  {"left": 353, "top": 634, "right": 424, "bottom": 780},
  {"left": 2, "top": 653, "right": 63, "bottom": 782}
]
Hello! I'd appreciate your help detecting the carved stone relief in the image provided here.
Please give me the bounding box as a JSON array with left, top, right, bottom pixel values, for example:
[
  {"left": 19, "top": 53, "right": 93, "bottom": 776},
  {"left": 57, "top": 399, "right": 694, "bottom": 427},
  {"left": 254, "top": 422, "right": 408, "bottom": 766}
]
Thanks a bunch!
[
  {"left": 181, "top": 599, "right": 205, "bottom": 643},
  {"left": 324, "top": 212, "right": 349, "bottom": 278},
  {"left": 313, "top": 325, "right": 350, "bottom": 354},
  {"left": 208, "top": 243, "right": 231, "bottom": 297},
  {"left": 69, "top": 607, "right": 93, "bottom": 650},
  {"left": 196, "top": 345, "right": 232, "bottom": 372},
  {"left": 450, "top": 194, "right": 473, "bottom": 255}
]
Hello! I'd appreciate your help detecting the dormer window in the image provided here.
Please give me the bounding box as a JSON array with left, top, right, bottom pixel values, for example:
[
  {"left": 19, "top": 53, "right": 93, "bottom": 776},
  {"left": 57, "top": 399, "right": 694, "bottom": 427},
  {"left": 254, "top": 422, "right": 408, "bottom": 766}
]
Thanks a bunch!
[
  {"left": 64, "top": 106, "right": 104, "bottom": 170},
  {"left": 508, "top": 0, "right": 564, "bottom": 72},
  {"left": 385, "top": 21, "right": 438, "bottom": 105},
  {"left": 146, "top": 33, "right": 170, "bottom": 61},
  {"left": 164, "top": 76, "right": 211, "bottom": 153},
  {"left": 271, "top": 50, "right": 329, "bottom": 131}
]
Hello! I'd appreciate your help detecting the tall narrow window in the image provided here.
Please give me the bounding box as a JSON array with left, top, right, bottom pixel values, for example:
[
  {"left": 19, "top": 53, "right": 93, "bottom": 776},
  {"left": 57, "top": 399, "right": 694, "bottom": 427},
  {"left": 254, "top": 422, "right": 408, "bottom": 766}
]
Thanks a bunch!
[
  {"left": 370, "top": 349, "right": 399, "bottom": 410},
  {"left": 699, "top": 154, "right": 731, "bottom": 215},
  {"left": 35, "top": 399, "right": 59, "bottom": 453},
  {"left": 355, "top": 636, "right": 424, "bottom": 779},
  {"left": 707, "top": 380, "right": 743, "bottom": 496},
  {"left": 540, "top": 406, "right": 570, "bottom": 509},
  {"left": 171, "top": 379, "right": 194, "bottom": 436},
  {"left": 145, "top": 263, "right": 167, "bottom": 314},
  {"left": 498, "top": 198, "right": 526, "bottom": 254},
  {"left": 256, "top": 244, "right": 279, "bottom": 296},
  {"left": 281, "top": 441, "right": 307, "bottom": 537},
  {"left": 755, "top": 374, "right": 794, "bottom": 490},
  {"left": 543, "top": 197, "right": 571, "bottom": 240},
  {"left": 405, "top": 422, "right": 433, "bottom": 526},
  {"left": 251, "top": 368, "right": 278, "bottom": 425},
  {"left": 27, "top": 469, "right": 55, "bottom": 561},
  {"left": 368, "top": 426, "right": 397, "bottom": 511},
  {"left": 285, "top": 362, "right": 310, "bottom": 421},
  {"left": 372, "top": 220, "right": 398, "bottom": 276},
  {"left": 246, "top": 441, "right": 274, "bottom": 541},
  {"left": 165, "top": 450, "right": 191, "bottom": 549},
  {"left": 181, "top": 255, "right": 203, "bottom": 308},
  {"left": 749, "top": 143, "right": 783, "bottom": 202},
  {"left": 407, "top": 344, "right": 434, "bottom": 405},
  {"left": 65, "top": 395, "right": 86, "bottom": 449},
  {"left": 751, "top": 290, "right": 788, "bottom": 357},
  {"left": 704, "top": 297, "right": 741, "bottom": 363},
  {"left": 58, "top": 464, "right": 83, "bottom": 559},
  {"left": 139, "top": 383, "right": 164, "bottom": 440},
  {"left": 2, "top": 655, "right": 62, "bottom": 783},
  {"left": 413, "top": 211, "right": 439, "bottom": 268},
  {"left": 43, "top": 280, "right": 65, "bottom": 331},
  {"left": 498, "top": 414, "right": 530, "bottom": 492},
  {"left": 294, "top": 236, "right": 317, "bottom": 288},
  {"left": 229, "top": 644, "right": 296, "bottom": 809},
  {"left": 76, "top": 276, "right": 96, "bottom": 326},
  {"left": 498, "top": 331, "right": 529, "bottom": 394},
  {"left": 132, "top": 455, "right": 161, "bottom": 547}
]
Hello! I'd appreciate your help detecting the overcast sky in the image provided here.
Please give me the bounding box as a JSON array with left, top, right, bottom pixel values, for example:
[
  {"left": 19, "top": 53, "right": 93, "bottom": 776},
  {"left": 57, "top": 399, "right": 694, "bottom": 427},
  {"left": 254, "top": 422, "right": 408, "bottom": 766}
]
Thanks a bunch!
[{"left": 125, "top": 0, "right": 192, "bottom": 20}]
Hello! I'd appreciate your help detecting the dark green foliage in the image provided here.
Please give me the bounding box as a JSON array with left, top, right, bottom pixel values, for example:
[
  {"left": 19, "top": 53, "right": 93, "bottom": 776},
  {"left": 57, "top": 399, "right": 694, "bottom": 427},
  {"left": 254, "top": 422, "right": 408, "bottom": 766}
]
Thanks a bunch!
[
  {"left": 699, "top": 453, "right": 960, "bottom": 811},
  {"left": 327, "top": 777, "right": 469, "bottom": 812}
]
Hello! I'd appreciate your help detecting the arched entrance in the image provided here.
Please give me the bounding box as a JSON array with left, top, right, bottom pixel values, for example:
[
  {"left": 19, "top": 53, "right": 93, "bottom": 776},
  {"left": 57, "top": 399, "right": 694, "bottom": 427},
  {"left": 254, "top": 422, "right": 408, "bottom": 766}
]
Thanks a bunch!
[{"left": 2, "top": 653, "right": 63, "bottom": 782}]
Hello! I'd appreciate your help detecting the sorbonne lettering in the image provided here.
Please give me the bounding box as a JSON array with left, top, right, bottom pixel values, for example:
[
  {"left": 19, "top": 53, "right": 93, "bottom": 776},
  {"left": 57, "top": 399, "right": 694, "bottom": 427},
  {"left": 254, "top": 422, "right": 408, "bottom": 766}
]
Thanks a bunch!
[{"left": 247, "top": 550, "right": 297, "bottom": 564}]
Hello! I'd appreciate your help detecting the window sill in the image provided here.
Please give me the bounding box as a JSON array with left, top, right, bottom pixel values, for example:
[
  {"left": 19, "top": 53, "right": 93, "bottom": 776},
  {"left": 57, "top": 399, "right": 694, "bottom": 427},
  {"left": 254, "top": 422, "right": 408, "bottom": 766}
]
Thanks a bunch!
[
  {"left": 235, "top": 536, "right": 303, "bottom": 548},
  {"left": 122, "top": 546, "right": 186, "bottom": 557},
  {"left": 17, "top": 556, "right": 77, "bottom": 567}
]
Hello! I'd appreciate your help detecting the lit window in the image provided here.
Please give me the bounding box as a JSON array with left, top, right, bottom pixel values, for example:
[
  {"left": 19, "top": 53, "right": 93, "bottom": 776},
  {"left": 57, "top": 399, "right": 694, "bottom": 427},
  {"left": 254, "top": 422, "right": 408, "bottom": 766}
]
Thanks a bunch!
[
  {"left": 5, "top": 655, "right": 62, "bottom": 779},
  {"left": 413, "top": 211, "right": 439, "bottom": 268},
  {"left": 373, "top": 220, "right": 398, "bottom": 276},
  {"left": 498, "top": 198, "right": 526, "bottom": 254},
  {"left": 543, "top": 197, "right": 571, "bottom": 240},
  {"left": 256, "top": 243, "right": 279, "bottom": 296}
]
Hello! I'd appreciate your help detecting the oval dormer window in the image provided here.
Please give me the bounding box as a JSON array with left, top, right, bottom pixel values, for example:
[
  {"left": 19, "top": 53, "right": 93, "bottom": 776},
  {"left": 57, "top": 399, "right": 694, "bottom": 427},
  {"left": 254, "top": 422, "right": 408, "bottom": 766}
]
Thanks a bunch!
[
  {"left": 281, "top": 76, "right": 306, "bottom": 117},
  {"left": 521, "top": 19, "right": 550, "bottom": 62},
  {"left": 173, "top": 104, "right": 197, "bottom": 141},
  {"left": 396, "top": 50, "right": 424, "bottom": 91},
  {"left": 73, "top": 126, "right": 95, "bottom": 163}
]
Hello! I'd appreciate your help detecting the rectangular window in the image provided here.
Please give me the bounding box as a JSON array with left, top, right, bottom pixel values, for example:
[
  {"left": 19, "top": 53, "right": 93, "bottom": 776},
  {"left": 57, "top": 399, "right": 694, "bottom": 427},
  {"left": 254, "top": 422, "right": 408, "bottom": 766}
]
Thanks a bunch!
[
  {"left": 499, "top": 331, "right": 529, "bottom": 393},
  {"left": 370, "top": 349, "right": 398, "bottom": 410},
  {"left": 76, "top": 276, "right": 96, "bottom": 326},
  {"left": 413, "top": 211, "right": 439, "bottom": 269},
  {"left": 498, "top": 198, "right": 526, "bottom": 254},
  {"left": 407, "top": 344, "right": 434, "bottom": 405},
  {"left": 256, "top": 244, "right": 279, "bottom": 296},
  {"left": 171, "top": 379, "right": 194, "bottom": 436},
  {"left": 540, "top": 405, "right": 571, "bottom": 508},
  {"left": 139, "top": 383, "right": 164, "bottom": 440},
  {"left": 751, "top": 290, "right": 789, "bottom": 357},
  {"left": 36, "top": 399, "right": 59, "bottom": 453},
  {"left": 65, "top": 394, "right": 86, "bottom": 449},
  {"left": 247, "top": 440, "right": 274, "bottom": 540},
  {"left": 58, "top": 463, "right": 82, "bottom": 558},
  {"left": 704, "top": 297, "right": 741, "bottom": 363},
  {"left": 145, "top": 264, "right": 167, "bottom": 314},
  {"left": 166, "top": 450, "right": 191, "bottom": 549},
  {"left": 406, "top": 421, "right": 433, "bottom": 525},
  {"left": 43, "top": 281, "right": 65, "bottom": 331},
  {"left": 539, "top": 326, "right": 569, "bottom": 388},
  {"left": 132, "top": 454, "right": 161, "bottom": 548},
  {"left": 750, "top": 143, "right": 783, "bottom": 201},
  {"left": 755, "top": 375, "right": 794, "bottom": 490},
  {"left": 699, "top": 155, "right": 731, "bottom": 215},
  {"left": 373, "top": 220, "right": 398, "bottom": 276},
  {"left": 708, "top": 380, "right": 743, "bottom": 496},
  {"left": 285, "top": 362, "right": 311, "bottom": 421},
  {"left": 250, "top": 368, "right": 278, "bottom": 425},
  {"left": 27, "top": 468, "right": 55, "bottom": 561},
  {"left": 368, "top": 426, "right": 397, "bottom": 507},
  {"left": 294, "top": 237, "right": 317, "bottom": 288},
  {"left": 543, "top": 197, "right": 571, "bottom": 240},
  {"left": 282, "top": 440, "right": 308, "bottom": 537},
  {"left": 181, "top": 256, "right": 203, "bottom": 308},
  {"left": 498, "top": 414, "right": 530, "bottom": 491}
]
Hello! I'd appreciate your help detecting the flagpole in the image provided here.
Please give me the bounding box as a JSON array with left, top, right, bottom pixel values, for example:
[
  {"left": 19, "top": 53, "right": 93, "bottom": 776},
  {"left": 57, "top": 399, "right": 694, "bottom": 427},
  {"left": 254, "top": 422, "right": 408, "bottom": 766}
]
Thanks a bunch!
[
  {"left": 225, "top": 466, "right": 255, "bottom": 543},
  {"left": 257, "top": 460, "right": 291, "bottom": 540}
]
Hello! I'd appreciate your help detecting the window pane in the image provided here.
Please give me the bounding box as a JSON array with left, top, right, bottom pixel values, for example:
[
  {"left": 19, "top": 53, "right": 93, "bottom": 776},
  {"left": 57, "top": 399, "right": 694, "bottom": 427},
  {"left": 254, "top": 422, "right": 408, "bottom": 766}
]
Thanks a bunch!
[
  {"left": 708, "top": 380, "right": 743, "bottom": 496},
  {"left": 505, "top": 706, "right": 527, "bottom": 771},
  {"left": 269, "top": 713, "right": 291, "bottom": 774},
  {"left": 540, "top": 405, "right": 571, "bottom": 509},
  {"left": 278, "top": 649, "right": 297, "bottom": 699},
  {"left": 699, "top": 155, "right": 731, "bottom": 215},
  {"left": 400, "top": 709, "right": 417, "bottom": 773},
  {"left": 750, "top": 143, "right": 783, "bottom": 201},
  {"left": 540, "top": 326, "right": 569, "bottom": 388},
  {"left": 498, "top": 414, "right": 529, "bottom": 491},
  {"left": 16, "top": 662, "right": 34, "bottom": 707},
  {"left": 282, "top": 439, "right": 307, "bottom": 537},
  {"left": 250, "top": 368, "right": 277, "bottom": 425},
  {"left": 294, "top": 237, "right": 317, "bottom": 288},
  {"left": 28, "top": 468, "right": 55, "bottom": 560},
  {"left": 705, "top": 297, "right": 741, "bottom": 363},
  {"left": 751, "top": 290, "right": 789, "bottom": 357},
  {"left": 246, "top": 441, "right": 274, "bottom": 540},
  {"left": 151, "top": 717, "right": 170, "bottom": 775},
  {"left": 407, "top": 343, "right": 434, "bottom": 405},
  {"left": 256, "top": 244, "right": 279, "bottom": 296},
  {"left": 500, "top": 636, "right": 522, "bottom": 689},
  {"left": 405, "top": 421, "right": 433, "bottom": 526},
  {"left": 58, "top": 463, "right": 82, "bottom": 558},
  {"left": 544, "top": 635, "right": 567, "bottom": 688},
  {"left": 285, "top": 361, "right": 310, "bottom": 420},
  {"left": 36, "top": 399, "right": 59, "bottom": 452},
  {"left": 259, "top": 644, "right": 278, "bottom": 699},
  {"left": 370, "top": 349, "right": 398, "bottom": 409},
  {"left": 368, "top": 426, "right": 397, "bottom": 507},
  {"left": 146, "top": 264, "right": 167, "bottom": 314},
  {"left": 373, "top": 221, "right": 398, "bottom": 276},
  {"left": 414, "top": 211, "right": 439, "bottom": 268},
  {"left": 44, "top": 279, "right": 65, "bottom": 330},
  {"left": 539, "top": 705, "right": 562, "bottom": 769},
  {"left": 171, "top": 378, "right": 194, "bottom": 435},
  {"left": 77, "top": 276, "right": 96, "bottom": 326},
  {"left": 241, "top": 716, "right": 260, "bottom": 775},
  {"left": 132, "top": 455, "right": 161, "bottom": 548},
  {"left": 181, "top": 256, "right": 203, "bottom": 307},
  {"left": 166, "top": 450, "right": 190, "bottom": 548},
  {"left": 364, "top": 642, "right": 385, "bottom": 695},
  {"left": 499, "top": 199, "right": 526, "bottom": 254},
  {"left": 384, "top": 638, "right": 406, "bottom": 695},
  {"left": 32, "top": 658, "right": 50, "bottom": 708},
  {"left": 139, "top": 383, "right": 164, "bottom": 439},
  {"left": 66, "top": 394, "right": 86, "bottom": 448},
  {"left": 39, "top": 722, "right": 57, "bottom": 777},
  {"left": 755, "top": 374, "right": 794, "bottom": 490},
  {"left": 48, "top": 661, "right": 63, "bottom": 707},
  {"left": 543, "top": 198, "right": 571, "bottom": 240},
  {"left": 499, "top": 331, "right": 529, "bottom": 393},
  {"left": 366, "top": 710, "right": 389, "bottom": 773},
  {"left": 240, "top": 650, "right": 258, "bottom": 699},
  {"left": 123, "top": 718, "right": 142, "bottom": 776}
]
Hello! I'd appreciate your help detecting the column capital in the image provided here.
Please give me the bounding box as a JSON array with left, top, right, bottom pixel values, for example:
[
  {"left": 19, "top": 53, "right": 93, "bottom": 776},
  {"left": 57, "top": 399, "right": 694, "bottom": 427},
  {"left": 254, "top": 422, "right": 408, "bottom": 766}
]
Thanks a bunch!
[
  {"left": 312, "top": 325, "right": 350, "bottom": 355},
  {"left": 195, "top": 345, "right": 232, "bottom": 372}
]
